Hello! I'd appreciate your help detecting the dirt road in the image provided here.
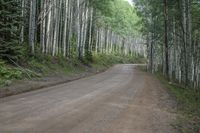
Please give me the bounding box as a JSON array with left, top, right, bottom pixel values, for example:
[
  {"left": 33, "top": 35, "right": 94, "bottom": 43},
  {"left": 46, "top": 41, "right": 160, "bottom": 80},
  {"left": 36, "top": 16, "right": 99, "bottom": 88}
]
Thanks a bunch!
[{"left": 0, "top": 64, "right": 176, "bottom": 133}]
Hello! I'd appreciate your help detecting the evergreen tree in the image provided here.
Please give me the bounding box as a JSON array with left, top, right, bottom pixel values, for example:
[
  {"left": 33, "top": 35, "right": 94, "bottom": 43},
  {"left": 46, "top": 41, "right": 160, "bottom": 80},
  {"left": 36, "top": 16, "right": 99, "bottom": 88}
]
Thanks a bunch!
[{"left": 0, "top": 0, "right": 22, "bottom": 61}]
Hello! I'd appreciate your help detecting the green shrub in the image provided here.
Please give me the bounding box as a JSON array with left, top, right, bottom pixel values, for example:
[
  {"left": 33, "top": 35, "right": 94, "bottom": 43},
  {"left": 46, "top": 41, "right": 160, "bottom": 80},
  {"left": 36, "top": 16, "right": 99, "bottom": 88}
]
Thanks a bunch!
[
  {"left": 91, "top": 53, "right": 145, "bottom": 69},
  {"left": 0, "top": 60, "right": 23, "bottom": 85}
]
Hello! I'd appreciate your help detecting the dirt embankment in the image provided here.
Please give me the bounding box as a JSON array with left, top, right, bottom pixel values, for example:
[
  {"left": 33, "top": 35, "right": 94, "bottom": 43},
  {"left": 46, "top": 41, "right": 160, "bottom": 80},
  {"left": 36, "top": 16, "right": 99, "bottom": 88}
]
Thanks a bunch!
[{"left": 0, "top": 67, "right": 105, "bottom": 98}]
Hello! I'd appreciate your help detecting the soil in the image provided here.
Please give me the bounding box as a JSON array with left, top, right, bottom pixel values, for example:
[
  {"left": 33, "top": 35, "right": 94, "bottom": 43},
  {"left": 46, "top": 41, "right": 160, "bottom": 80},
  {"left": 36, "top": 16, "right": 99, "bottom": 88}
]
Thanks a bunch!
[
  {"left": 0, "top": 67, "right": 104, "bottom": 98},
  {"left": 0, "top": 64, "right": 177, "bottom": 133}
]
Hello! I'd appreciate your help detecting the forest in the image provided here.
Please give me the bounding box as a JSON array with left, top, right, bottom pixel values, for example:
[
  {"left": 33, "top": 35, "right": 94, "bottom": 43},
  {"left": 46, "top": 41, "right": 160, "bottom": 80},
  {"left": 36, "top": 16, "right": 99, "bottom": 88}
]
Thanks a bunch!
[
  {"left": 135, "top": 1, "right": 200, "bottom": 131},
  {"left": 135, "top": 0, "right": 200, "bottom": 90},
  {"left": 1, "top": 0, "right": 199, "bottom": 89},
  {"left": 0, "top": 0, "right": 200, "bottom": 132},
  {"left": 0, "top": 0, "right": 145, "bottom": 85},
  {"left": 0, "top": 0, "right": 144, "bottom": 60}
]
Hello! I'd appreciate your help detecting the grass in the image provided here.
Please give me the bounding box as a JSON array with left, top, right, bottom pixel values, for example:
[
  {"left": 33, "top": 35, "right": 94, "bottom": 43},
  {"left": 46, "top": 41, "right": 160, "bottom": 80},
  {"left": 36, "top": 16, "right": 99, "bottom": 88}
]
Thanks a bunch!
[
  {"left": 156, "top": 73, "right": 200, "bottom": 133},
  {"left": 0, "top": 53, "right": 146, "bottom": 87},
  {"left": 0, "top": 60, "right": 24, "bottom": 86},
  {"left": 0, "top": 55, "right": 84, "bottom": 86},
  {"left": 92, "top": 53, "right": 146, "bottom": 69},
  {"left": 26, "top": 55, "right": 84, "bottom": 75}
]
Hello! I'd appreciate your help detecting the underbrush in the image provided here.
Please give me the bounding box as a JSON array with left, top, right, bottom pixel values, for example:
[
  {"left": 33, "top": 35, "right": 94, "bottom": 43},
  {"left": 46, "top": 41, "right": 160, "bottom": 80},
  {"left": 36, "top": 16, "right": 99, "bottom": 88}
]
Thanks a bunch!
[
  {"left": 0, "top": 55, "right": 84, "bottom": 86},
  {"left": 92, "top": 53, "right": 146, "bottom": 69},
  {"left": 156, "top": 73, "right": 200, "bottom": 133},
  {"left": 26, "top": 55, "right": 84, "bottom": 75},
  {"left": 0, "top": 53, "right": 146, "bottom": 86},
  {"left": 0, "top": 60, "right": 23, "bottom": 85}
]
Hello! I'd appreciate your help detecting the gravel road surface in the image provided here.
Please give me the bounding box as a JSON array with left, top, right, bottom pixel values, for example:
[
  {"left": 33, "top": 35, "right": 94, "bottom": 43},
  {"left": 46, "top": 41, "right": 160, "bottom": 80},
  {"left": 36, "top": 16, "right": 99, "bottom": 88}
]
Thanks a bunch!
[{"left": 0, "top": 64, "right": 176, "bottom": 133}]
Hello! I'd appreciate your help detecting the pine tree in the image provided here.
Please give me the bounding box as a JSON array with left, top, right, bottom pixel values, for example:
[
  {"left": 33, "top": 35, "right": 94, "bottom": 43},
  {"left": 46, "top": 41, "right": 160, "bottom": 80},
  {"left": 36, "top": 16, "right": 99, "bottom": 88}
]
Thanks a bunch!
[{"left": 0, "top": 0, "right": 22, "bottom": 61}]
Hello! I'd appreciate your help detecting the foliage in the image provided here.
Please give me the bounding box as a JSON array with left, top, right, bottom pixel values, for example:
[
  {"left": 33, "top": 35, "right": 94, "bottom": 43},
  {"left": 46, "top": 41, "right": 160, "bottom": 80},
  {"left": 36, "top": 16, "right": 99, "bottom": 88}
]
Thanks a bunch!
[
  {"left": 0, "top": 60, "right": 23, "bottom": 85},
  {"left": 0, "top": 0, "right": 146, "bottom": 86},
  {"left": 135, "top": 0, "right": 200, "bottom": 88},
  {"left": 92, "top": 53, "right": 146, "bottom": 69},
  {"left": 0, "top": 0, "right": 22, "bottom": 61},
  {"left": 84, "top": 51, "right": 93, "bottom": 64},
  {"left": 95, "top": 0, "right": 141, "bottom": 37},
  {"left": 157, "top": 73, "right": 200, "bottom": 133},
  {"left": 89, "top": 0, "right": 114, "bottom": 16}
]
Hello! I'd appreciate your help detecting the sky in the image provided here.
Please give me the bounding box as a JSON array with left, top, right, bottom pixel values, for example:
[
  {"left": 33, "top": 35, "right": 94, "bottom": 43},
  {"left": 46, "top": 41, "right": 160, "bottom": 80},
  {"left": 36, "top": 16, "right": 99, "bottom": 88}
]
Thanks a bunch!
[{"left": 124, "top": 0, "right": 134, "bottom": 6}]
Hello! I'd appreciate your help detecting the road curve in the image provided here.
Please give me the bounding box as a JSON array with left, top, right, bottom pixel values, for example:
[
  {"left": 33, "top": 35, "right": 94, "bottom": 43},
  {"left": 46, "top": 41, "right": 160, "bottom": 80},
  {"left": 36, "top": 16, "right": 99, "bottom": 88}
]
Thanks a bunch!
[{"left": 0, "top": 64, "right": 176, "bottom": 133}]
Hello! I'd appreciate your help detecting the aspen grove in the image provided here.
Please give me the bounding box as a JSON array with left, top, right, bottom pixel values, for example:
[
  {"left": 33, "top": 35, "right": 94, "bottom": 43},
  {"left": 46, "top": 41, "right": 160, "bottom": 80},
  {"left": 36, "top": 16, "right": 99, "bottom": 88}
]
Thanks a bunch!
[
  {"left": 0, "top": 0, "right": 145, "bottom": 63},
  {"left": 135, "top": 0, "right": 200, "bottom": 89},
  {"left": 1, "top": 1, "right": 200, "bottom": 132},
  {"left": 1, "top": 0, "right": 200, "bottom": 90}
]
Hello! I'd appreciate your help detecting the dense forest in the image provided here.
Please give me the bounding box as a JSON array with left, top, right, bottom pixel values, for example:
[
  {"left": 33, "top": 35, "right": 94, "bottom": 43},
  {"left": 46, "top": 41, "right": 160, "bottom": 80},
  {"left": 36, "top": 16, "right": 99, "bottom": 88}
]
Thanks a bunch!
[
  {"left": 0, "top": 0, "right": 200, "bottom": 89},
  {"left": 0, "top": 0, "right": 145, "bottom": 61},
  {"left": 0, "top": 0, "right": 147, "bottom": 86},
  {"left": 135, "top": 0, "right": 200, "bottom": 89}
]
